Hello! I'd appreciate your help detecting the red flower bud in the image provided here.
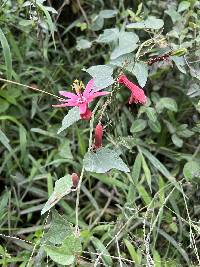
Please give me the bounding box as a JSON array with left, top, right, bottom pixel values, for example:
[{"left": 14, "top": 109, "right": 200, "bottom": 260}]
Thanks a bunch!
[
  {"left": 71, "top": 173, "right": 79, "bottom": 187},
  {"left": 94, "top": 123, "right": 103, "bottom": 149}
]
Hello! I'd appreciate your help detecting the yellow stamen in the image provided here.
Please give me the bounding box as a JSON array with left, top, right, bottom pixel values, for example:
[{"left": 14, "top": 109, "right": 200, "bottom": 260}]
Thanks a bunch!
[{"left": 72, "top": 79, "right": 85, "bottom": 94}]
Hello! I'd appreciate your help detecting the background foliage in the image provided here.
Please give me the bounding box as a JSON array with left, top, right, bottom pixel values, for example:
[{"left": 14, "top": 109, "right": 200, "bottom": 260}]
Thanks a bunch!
[{"left": 0, "top": 0, "right": 200, "bottom": 266}]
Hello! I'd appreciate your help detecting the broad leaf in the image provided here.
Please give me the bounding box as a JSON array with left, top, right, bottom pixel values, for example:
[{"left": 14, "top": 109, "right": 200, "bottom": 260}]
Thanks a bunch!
[
  {"left": 148, "top": 120, "right": 161, "bottom": 133},
  {"left": 183, "top": 161, "right": 200, "bottom": 181},
  {"left": 57, "top": 107, "right": 81, "bottom": 134},
  {"left": 97, "top": 28, "right": 119, "bottom": 43},
  {"left": 83, "top": 147, "right": 130, "bottom": 173},
  {"left": 178, "top": 1, "right": 190, "bottom": 13},
  {"left": 44, "top": 234, "right": 82, "bottom": 266},
  {"left": 126, "top": 17, "right": 164, "bottom": 30},
  {"left": 132, "top": 62, "right": 148, "bottom": 87},
  {"left": 44, "top": 211, "right": 73, "bottom": 245},
  {"left": 41, "top": 175, "right": 73, "bottom": 215},
  {"left": 156, "top": 98, "right": 178, "bottom": 113},
  {"left": 99, "top": 9, "right": 118, "bottom": 18},
  {"left": 86, "top": 65, "right": 114, "bottom": 90},
  {"left": 76, "top": 39, "right": 92, "bottom": 50},
  {"left": 111, "top": 32, "right": 139, "bottom": 59},
  {"left": 172, "top": 134, "right": 183, "bottom": 148},
  {"left": 130, "top": 119, "right": 147, "bottom": 133}
]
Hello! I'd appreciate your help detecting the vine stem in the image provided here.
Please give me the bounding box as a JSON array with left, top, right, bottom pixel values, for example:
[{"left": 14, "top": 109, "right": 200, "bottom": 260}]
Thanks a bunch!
[
  {"left": 75, "top": 100, "right": 101, "bottom": 234},
  {"left": 0, "top": 77, "right": 65, "bottom": 101}
]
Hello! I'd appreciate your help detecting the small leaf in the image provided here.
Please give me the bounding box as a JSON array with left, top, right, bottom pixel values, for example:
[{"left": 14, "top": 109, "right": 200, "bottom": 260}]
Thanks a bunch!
[
  {"left": 91, "top": 237, "right": 113, "bottom": 266},
  {"left": 41, "top": 175, "right": 73, "bottom": 215},
  {"left": 0, "top": 98, "right": 9, "bottom": 113},
  {"left": 145, "top": 107, "right": 157, "bottom": 122},
  {"left": 111, "top": 31, "right": 139, "bottom": 59},
  {"left": 148, "top": 120, "right": 161, "bottom": 133},
  {"left": 0, "top": 129, "right": 12, "bottom": 152},
  {"left": 132, "top": 62, "right": 148, "bottom": 87},
  {"left": 0, "top": 28, "right": 12, "bottom": 79},
  {"left": 178, "top": 1, "right": 190, "bottom": 13},
  {"left": 57, "top": 107, "right": 81, "bottom": 134},
  {"left": 44, "top": 234, "right": 82, "bottom": 266},
  {"left": 172, "top": 134, "right": 183, "bottom": 148},
  {"left": 83, "top": 147, "right": 130, "bottom": 173},
  {"left": 97, "top": 28, "right": 119, "bottom": 43},
  {"left": 156, "top": 97, "right": 178, "bottom": 113},
  {"left": 130, "top": 119, "right": 147, "bottom": 133},
  {"left": 44, "top": 211, "right": 73, "bottom": 245},
  {"left": 99, "top": 9, "right": 118, "bottom": 18},
  {"left": 126, "top": 16, "right": 164, "bottom": 30},
  {"left": 172, "top": 56, "right": 186, "bottom": 74},
  {"left": 91, "top": 15, "right": 104, "bottom": 31},
  {"left": 86, "top": 65, "right": 114, "bottom": 90},
  {"left": 183, "top": 161, "right": 200, "bottom": 181},
  {"left": 76, "top": 39, "right": 92, "bottom": 50}
]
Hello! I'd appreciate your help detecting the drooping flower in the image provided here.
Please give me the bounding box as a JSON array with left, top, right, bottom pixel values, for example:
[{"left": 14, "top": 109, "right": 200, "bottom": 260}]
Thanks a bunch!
[
  {"left": 117, "top": 74, "right": 147, "bottom": 105},
  {"left": 53, "top": 79, "right": 109, "bottom": 120},
  {"left": 93, "top": 123, "right": 103, "bottom": 149}
]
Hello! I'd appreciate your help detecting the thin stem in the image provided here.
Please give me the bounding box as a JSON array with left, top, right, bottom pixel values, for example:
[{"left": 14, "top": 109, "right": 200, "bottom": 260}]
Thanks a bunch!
[{"left": 0, "top": 77, "right": 65, "bottom": 101}]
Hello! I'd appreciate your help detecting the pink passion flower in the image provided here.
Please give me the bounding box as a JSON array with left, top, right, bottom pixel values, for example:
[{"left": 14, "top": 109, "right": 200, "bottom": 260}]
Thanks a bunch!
[
  {"left": 53, "top": 79, "right": 109, "bottom": 120},
  {"left": 117, "top": 74, "right": 147, "bottom": 105}
]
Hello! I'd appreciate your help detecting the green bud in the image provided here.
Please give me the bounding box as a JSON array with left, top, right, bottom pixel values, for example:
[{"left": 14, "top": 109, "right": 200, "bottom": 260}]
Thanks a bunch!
[{"left": 170, "top": 48, "right": 188, "bottom": 57}]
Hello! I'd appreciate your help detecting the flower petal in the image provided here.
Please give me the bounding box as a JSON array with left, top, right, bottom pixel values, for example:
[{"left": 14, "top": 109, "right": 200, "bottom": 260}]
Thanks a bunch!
[
  {"left": 83, "top": 79, "right": 94, "bottom": 97},
  {"left": 79, "top": 103, "right": 87, "bottom": 114},
  {"left": 52, "top": 102, "right": 77, "bottom": 108},
  {"left": 87, "top": 91, "right": 110, "bottom": 101},
  {"left": 59, "top": 91, "right": 78, "bottom": 100}
]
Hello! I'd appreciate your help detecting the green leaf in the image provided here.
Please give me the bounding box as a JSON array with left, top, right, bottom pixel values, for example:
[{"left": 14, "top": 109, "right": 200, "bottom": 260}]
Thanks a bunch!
[
  {"left": 41, "top": 175, "right": 73, "bottom": 215},
  {"left": 91, "top": 15, "right": 104, "bottom": 31},
  {"left": 148, "top": 120, "right": 161, "bottom": 133},
  {"left": 58, "top": 139, "right": 73, "bottom": 159},
  {"left": 97, "top": 28, "right": 119, "bottom": 43},
  {"left": 86, "top": 65, "right": 114, "bottom": 90},
  {"left": 99, "top": 9, "right": 118, "bottom": 18},
  {"left": 0, "top": 98, "right": 9, "bottom": 113},
  {"left": 156, "top": 97, "right": 178, "bottom": 113},
  {"left": 124, "top": 239, "right": 141, "bottom": 265},
  {"left": 126, "top": 16, "right": 164, "bottom": 30},
  {"left": 130, "top": 119, "right": 147, "bottom": 133},
  {"left": 37, "top": 3, "right": 56, "bottom": 48},
  {"left": 44, "top": 234, "right": 82, "bottom": 266},
  {"left": 172, "top": 134, "right": 183, "bottom": 148},
  {"left": 178, "top": 1, "right": 190, "bottom": 13},
  {"left": 0, "top": 28, "right": 12, "bottom": 79},
  {"left": 44, "top": 211, "right": 73, "bottom": 245},
  {"left": 137, "top": 184, "right": 152, "bottom": 205},
  {"left": 172, "top": 56, "right": 186, "bottom": 74},
  {"left": 83, "top": 147, "right": 130, "bottom": 173},
  {"left": 183, "top": 161, "right": 200, "bottom": 181},
  {"left": 140, "top": 147, "right": 182, "bottom": 191},
  {"left": 141, "top": 153, "right": 152, "bottom": 191},
  {"left": 0, "top": 129, "right": 12, "bottom": 152},
  {"left": 111, "top": 31, "right": 139, "bottom": 59},
  {"left": 132, "top": 62, "right": 148, "bottom": 87},
  {"left": 91, "top": 237, "right": 113, "bottom": 266},
  {"left": 76, "top": 39, "right": 92, "bottom": 50},
  {"left": 57, "top": 107, "right": 81, "bottom": 134},
  {"left": 165, "top": 6, "right": 182, "bottom": 23},
  {"left": 145, "top": 107, "right": 157, "bottom": 122}
]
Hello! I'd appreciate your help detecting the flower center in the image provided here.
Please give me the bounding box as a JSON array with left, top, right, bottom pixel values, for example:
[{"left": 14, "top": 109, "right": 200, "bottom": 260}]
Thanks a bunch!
[{"left": 77, "top": 95, "right": 86, "bottom": 104}]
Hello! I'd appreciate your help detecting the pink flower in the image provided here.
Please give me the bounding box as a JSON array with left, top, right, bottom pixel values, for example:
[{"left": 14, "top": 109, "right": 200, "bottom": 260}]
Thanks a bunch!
[
  {"left": 53, "top": 79, "right": 109, "bottom": 120},
  {"left": 117, "top": 74, "right": 147, "bottom": 105}
]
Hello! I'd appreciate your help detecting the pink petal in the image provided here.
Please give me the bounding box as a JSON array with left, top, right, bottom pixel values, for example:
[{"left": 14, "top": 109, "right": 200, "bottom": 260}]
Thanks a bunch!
[
  {"left": 52, "top": 102, "right": 77, "bottom": 108},
  {"left": 87, "top": 91, "right": 110, "bottom": 101},
  {"left": 59, "top": 91, "right": 78, "bottom": 100},
  {"left": 79, "top": 103, "right": 87, "bottom": 114},
  {"left": 80, "top": 108, "right": 92, "bottom": 120},
  {"left": 83, "top": 79, "right": 94, "bottom": 97}
]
